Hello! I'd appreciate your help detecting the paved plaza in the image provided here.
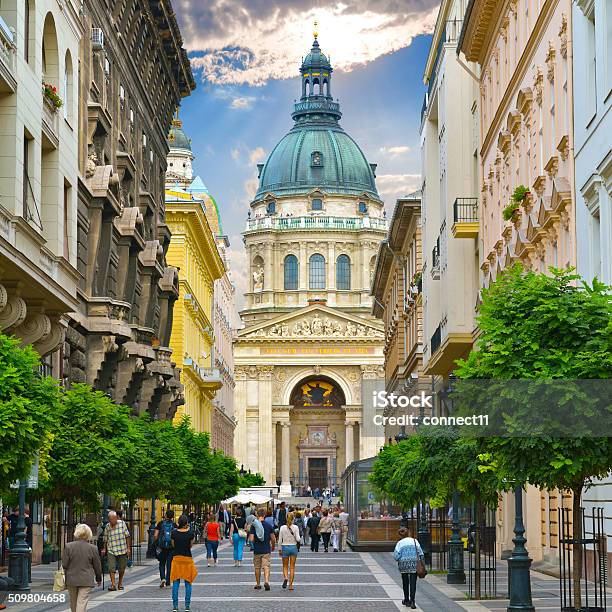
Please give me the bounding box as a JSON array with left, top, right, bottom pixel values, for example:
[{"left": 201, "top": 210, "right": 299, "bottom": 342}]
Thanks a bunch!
[{"left": 2, "top": 539, "right": 575, "bottom": 612}]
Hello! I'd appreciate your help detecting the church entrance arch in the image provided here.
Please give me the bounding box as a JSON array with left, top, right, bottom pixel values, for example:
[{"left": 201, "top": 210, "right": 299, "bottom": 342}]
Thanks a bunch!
[{"left": 289, "top": 376, "right": 345, "bottom": 495}]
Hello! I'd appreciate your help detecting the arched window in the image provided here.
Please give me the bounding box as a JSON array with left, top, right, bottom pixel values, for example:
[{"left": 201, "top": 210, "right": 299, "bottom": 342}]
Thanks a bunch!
[
  {"left": 336, "top": 255, "right": 351, "bottom": 290},
  {"left": 309, "top": 254, "right": 326, "bottom": 289},
  {"left": 284, "top": 254, "right": 298, "bottom": 290},
  {"left": 266, "top": 200, "right": 276, "bottom": 214},
  {"left": 311, "top": 151, "right": 323, "bottom": 167},
  {"left": 358, "top": 201, "right": 368, "bottom": 214}
]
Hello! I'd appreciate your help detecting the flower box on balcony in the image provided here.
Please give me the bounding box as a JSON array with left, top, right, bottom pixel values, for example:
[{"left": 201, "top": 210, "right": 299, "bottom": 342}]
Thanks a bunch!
[{"left": 42, "top": 82, "right": 63, "bottom": 110}]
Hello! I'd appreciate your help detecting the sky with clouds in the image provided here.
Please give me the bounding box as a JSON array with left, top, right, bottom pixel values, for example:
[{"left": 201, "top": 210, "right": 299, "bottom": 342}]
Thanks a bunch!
[{"left": 173, "top": 0, "right": 437, "bottom": 303}]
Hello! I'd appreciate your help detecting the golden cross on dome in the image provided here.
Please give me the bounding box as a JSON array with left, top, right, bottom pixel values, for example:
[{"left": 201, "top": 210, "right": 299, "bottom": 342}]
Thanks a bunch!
[{"left": 313, "top": 20, "right": 318, "bottom": 39}]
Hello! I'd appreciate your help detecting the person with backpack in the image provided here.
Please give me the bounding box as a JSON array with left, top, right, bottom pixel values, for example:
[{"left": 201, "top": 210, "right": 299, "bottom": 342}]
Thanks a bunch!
[
  {"left": 308, "top": 510, "right": 321, "bottom": 552},
  {"left": 154, "top": 509, "right": 178, "bottom": 588}
]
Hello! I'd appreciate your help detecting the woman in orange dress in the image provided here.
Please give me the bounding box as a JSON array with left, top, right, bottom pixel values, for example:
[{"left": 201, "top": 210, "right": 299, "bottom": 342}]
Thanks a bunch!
[{"left": 170, "top": 514, "right": 197, "bottom": 612}]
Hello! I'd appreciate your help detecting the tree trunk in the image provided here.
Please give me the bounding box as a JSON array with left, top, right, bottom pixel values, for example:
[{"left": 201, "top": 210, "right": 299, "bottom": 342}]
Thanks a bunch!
[{"left": 572, "top": 486, "right": 582, "bottom": 610}]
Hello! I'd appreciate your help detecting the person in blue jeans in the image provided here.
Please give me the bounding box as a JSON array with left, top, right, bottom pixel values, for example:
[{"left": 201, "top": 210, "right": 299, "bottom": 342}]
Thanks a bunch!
[
  {"left": 153, "top": 509, "right": 177, "bottom": 588},
  {"left": 204, "top": 513, "right": 221, "bottom": 566},
  {"left": 170, "top": 515, "right": 197, "bottom": 612},
  {"left": 229, "top": 507, "right": 247, "bottom": 566}
]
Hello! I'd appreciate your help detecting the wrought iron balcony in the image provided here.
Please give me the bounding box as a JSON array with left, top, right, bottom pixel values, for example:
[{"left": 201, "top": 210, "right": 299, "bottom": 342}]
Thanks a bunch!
[
  {"left": 431, "top": 238, "right": 440, "bottom": 279},
  {"left": 430, "top": 324, "right": 442, "bottom": 356},
  {"left": 0, "top": 16, "right": 16, "bottom": 93},
  {"left": 452, "top": 197, "right": 479, "bottom": 238},
  {"left": 245, "top": 215, "right": 388, "bottom": 232}
]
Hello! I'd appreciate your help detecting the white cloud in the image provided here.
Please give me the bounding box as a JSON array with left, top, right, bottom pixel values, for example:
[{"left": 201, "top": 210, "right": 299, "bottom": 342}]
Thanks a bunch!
[
  {"left": 183, "top": 2, "right": 438, "bottom": 86},
  {"left": 230, "top": 147, "right": 241, "bottom": 161},
  {"left": 230, "top": 96, "right": 256, "bottom": 109},
  {"left": 248, "top": 147, "right": 266, "bottom": 165},
  {"left": 376, "top": 173, "right": 421, "bottom": 207},
  {"left": 379, "top": 145, "right": 411, "bottom": 157}
]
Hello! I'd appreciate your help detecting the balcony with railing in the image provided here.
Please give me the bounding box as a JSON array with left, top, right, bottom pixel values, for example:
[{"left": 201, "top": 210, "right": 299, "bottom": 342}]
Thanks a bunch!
[
  {"left": 430, "top": 324, "right": 442, "bottom": 356},
  {"left": 0, "top": 16, "right": 16, "bottom": 93},
  {"left": 42, "top": 97, "right": 59, "bottom": 148},
  {"left": 245, "top": 215, "right": 388, "bottom": 232},
  {"left": 452, "top": 197, "right": 479, "bottom": 238},
  {"left": 431, "top": 238, "right": 440, "bottom": 279}
]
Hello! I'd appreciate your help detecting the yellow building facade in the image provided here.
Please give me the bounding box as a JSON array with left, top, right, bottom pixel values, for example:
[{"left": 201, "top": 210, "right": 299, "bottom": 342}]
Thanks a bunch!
[{"left": 165, "top": 184, "right": 225, "bottom": 433}]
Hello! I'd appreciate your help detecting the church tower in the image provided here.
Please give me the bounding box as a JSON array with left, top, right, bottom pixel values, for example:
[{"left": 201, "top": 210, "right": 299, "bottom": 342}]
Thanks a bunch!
[{"left": 234, "top": 33, "right": 387, "bottom": 496}]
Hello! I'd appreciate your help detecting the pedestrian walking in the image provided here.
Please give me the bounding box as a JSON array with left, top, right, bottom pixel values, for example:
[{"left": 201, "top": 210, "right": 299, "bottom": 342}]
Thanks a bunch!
[
  {"left": 62, "top": 524, "right": 102, "bottom": 612},
  {"left": 204, "top": 513, "right": 221, "bottom": 566},
  {"left": 264, "top": 509, "right": 275, "bottom": 530},
  {"left": 249, "top": 507, "right": 276, "bottom": 591},
  {"left": 302, "top": 509, "right": 310, "bottom": 546},
  {"left": 170, "top": 515, "right": 197, "bottom": 612},
  {"left": 308, "top": 510, "right": 320, "bottom": 552},
  {"left": 229, "top": 507, "right": 248, "bottom": 566},
  {"left": 101, "top": 511, "right": 131, "bottom": 591},
  {"left": 217, "top": 504, "right": 230, "bottom": 540},
  {"left": 339, "top": 507, "right": 349, "bottom": 552},
  {"left": 278, "top": 511, "right": 301, "bottom": 591},
  {"left": 274, "top": 501, "right": 287, "bottom": 528},
  {"left": 331, "top": 512, "right": 342, "bottom": 552},
  {"left": 393, "top": 528, "right": 425, "bottom": 609},
  {"left": 317, "top": 509, "right": 333, "bottom": 552},
  {"left": 153, "top": 509, "right": 177, "bottom": 588},
  {"left": 293, "top": 511, "right": 305, "bottom": 543}
]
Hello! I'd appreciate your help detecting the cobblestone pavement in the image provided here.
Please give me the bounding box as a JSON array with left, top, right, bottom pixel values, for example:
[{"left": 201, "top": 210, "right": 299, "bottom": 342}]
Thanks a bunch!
[{"left": 3, "top": 540, "right": 573, "bottom": 611}]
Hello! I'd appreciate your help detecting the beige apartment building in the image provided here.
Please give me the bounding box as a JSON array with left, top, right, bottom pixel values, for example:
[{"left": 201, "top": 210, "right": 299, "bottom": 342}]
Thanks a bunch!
[
  {"left": 459, "top": 0, "right": 576, "bottom": 564},
  {"left": 0, "top": 0, "right": 81, "bottom": 368},
  {"left": 371, "top": 192, "right": 424, "bottom": 441}
]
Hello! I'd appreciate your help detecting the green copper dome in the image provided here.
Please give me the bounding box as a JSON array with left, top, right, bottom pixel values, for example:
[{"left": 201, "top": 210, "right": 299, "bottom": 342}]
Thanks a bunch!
[
  {"left": 255, "top": 36, "right": 379, "bottom": 201},
  {"left": 167, "top": 117, "right": 191, "bottom": 151}
]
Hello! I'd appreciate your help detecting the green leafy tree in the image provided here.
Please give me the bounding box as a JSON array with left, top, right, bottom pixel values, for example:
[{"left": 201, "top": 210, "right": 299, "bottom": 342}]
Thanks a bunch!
[
  {"left": 0, "top": 333, "right": 61, "bottom": 490},
  {"left": 40, "top": 384, "right": 136, "bottom": 509},
  {"left": 455, "top": 265, "right": 612, "bottom": 606},
  {"left": 118, "top": 416, "right": 190, "bottom": 504},
  {"left": 238, "top": 472, "right": 265, "bottom": 488}
]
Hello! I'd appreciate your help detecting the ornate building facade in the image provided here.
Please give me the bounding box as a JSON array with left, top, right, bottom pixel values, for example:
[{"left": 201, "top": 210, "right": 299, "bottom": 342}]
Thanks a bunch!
[
  {"left": 234, "top": 34, "right": 387, "bottom": 496},
  {"left": 63, "top": 0, "right": 194, "bottom": 419},
  {"left": 459, "top": 0, "right": 576, "bottom": 565},
  {"left": 0, "top": 0, "right": 81, "bottom": 372},
  {"left": 165, "top": 117, "right": 237, "bottom": 454},
  {"left": 371, "top": 192, "right": 423, "bottom": 441}
]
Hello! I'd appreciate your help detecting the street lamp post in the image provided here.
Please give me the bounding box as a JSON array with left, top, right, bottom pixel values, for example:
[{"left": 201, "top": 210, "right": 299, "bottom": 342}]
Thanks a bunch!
[
  {"left": 8, "top": 480, "right": 30, "bottom": 592},
  {"left": 507, "top": 486, "right": 534, "bottom": 611},
  {"left": 417, "top": 500, "right": 432, "bottom": 566},
  {"left": 447, "top": 490, "right": 466, "bottom": 584},
  {"left": 146, "top": 496, "right": 157, "bottom": 559}
]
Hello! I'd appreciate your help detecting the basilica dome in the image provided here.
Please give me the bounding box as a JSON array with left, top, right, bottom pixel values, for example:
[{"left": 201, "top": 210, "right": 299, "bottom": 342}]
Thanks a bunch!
[{"left": 255, "top": 35, "right": 379, "bottom": 201}]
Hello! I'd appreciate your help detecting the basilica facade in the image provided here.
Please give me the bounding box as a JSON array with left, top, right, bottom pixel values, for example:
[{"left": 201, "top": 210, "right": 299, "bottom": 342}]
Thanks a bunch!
[{"left": 234, "top": 34, "right": 387, "bottom": 496}]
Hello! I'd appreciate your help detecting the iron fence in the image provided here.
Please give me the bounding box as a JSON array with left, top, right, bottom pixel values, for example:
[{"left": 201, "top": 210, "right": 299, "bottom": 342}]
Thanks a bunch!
[
  {"left": 559, "top": 506, "right": 607, "bottom": 612},
  {"left": 467, "top": 504, "right": 497, "bottom": 599},
  {"left": 453, "top": 198, "right": 479, "bottom": 223}
]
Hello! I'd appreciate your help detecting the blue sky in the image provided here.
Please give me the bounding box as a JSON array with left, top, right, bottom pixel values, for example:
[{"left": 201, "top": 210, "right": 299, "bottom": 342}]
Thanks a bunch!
[{"left": 173, "top": 1, "right": 437, "bottom": 297}]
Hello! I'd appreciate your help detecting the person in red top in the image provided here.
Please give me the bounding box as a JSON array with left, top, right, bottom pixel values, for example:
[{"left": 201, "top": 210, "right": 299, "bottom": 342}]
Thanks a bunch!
[{"left": 204, "top": 513, "right": 221, "bottom": 566}]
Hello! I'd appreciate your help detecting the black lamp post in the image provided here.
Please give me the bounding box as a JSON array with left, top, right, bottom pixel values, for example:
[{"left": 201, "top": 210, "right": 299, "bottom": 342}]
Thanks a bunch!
[
  {"left": 8, "top": 481, "right": 30, "bottom": 592},
  {"left": 146, "top": 496, "right": 157, "bottom": 559},
  {"left": 417, "top": 500, "right": 432, "bottom": 565},
  {"left": 507, "top": 486, "right": 534, "bottom": 611},
  {"left": 447, "top": 490, "right": 466, "bottom": 584}
]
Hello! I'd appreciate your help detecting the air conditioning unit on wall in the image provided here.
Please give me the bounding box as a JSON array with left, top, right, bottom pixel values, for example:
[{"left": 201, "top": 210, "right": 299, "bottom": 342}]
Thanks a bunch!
[{"left": 92, "top": 27, "right": 104, "bottom": 50}]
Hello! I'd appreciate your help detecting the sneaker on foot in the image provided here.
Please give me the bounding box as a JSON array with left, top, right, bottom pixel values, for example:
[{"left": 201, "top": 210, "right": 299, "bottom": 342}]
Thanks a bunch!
[{"left": 159, "top": 579, "right": 165, "bottom": 588}]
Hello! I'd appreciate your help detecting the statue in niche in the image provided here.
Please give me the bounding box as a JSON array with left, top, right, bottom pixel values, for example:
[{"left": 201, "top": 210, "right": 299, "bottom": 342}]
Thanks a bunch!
[
  {"left": 311, "top": 314, "right": 324, "bottom": 335},
  {"left": 85, "top": 149, "right": 98, "bottom": 178},
  {"left": 253, "top": 266, "right": 264, "bottom": 290}
]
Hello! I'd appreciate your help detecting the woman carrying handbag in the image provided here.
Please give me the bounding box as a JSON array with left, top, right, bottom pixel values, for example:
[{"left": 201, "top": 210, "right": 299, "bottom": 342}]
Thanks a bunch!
[
  {"left": 393, "top": 527, "right": 426, "bottom": 609},
  {"left": 229, "top": 507, "right": 248, "bottom": 566},
  {"left": 277, "top": 512, "right": 301, "bottom": 591}
]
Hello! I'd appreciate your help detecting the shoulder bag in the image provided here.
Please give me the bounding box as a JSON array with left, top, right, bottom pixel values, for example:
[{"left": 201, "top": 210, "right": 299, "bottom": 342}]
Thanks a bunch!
[
  {"left": 235, "top": 519, "right": 247, "bottom": 539},
  {"left": 414, "top": 539, "right": 427, "bottom": 579}
]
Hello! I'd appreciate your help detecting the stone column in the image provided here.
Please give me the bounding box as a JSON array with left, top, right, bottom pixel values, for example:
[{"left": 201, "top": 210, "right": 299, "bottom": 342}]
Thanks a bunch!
[
  {"left": 279, "top": 422, "right": 292, "bottom": 498},
  {"left": 264, "top": 242, "right": 273, "bottom": 293},
  {"left": 299, "top": 242, "right": 307, "bottom": 290},
  {"left": 233, "top": 368, "right": 248, "bottom": 468},
  {"left": 345, "top": 421, "right": 354, "bottom": 467},
  {"left": 257, "top": 366, "right": 274, "bottom": 484}
]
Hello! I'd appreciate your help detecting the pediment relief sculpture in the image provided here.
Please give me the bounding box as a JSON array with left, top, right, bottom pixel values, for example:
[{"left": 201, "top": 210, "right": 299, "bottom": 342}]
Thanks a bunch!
[{"left": 245, "top": 312, "right": 383, "bottom": 339}]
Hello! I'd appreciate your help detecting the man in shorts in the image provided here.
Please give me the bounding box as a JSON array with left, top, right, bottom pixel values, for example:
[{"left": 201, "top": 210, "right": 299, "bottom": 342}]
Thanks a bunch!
[
  {"left": 102, "top": 511, "right": 131, "bottom": 591},
  {"left": 249, "top": 507, "right": 276, "bottom": 591}
]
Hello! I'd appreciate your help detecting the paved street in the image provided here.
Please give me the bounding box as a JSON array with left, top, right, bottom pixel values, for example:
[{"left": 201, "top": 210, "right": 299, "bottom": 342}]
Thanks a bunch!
[{"left": 4, "top": 539, "right": 577, "bottom": 612}]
